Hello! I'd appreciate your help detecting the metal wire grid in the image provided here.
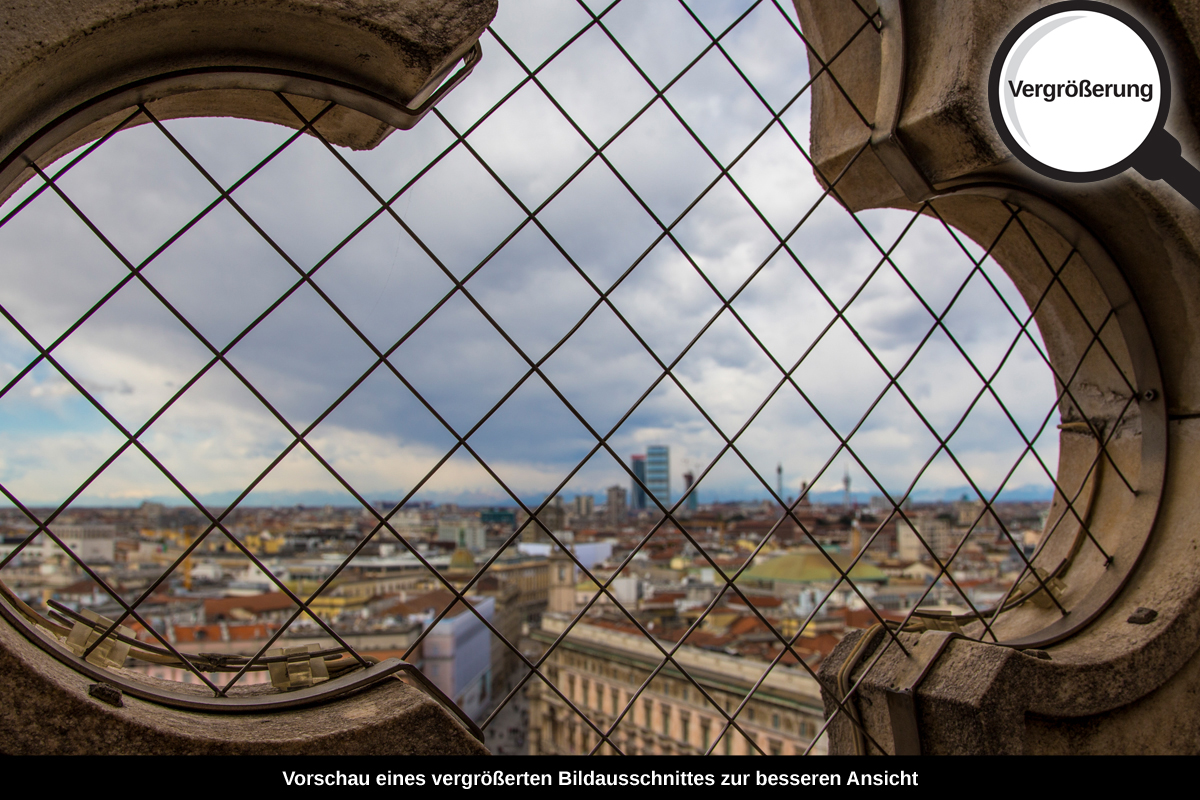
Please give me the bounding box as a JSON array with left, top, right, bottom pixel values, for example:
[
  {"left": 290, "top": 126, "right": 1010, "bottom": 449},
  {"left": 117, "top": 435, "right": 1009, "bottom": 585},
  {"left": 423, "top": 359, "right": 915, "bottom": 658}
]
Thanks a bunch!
[{"left": 0, "top": 0, "right": 1137, "bottom": 755}]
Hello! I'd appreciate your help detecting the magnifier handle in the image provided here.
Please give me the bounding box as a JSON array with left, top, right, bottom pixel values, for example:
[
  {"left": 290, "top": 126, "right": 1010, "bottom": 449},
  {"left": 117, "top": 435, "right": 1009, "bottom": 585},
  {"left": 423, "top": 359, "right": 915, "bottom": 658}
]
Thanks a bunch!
[{"left": 1132, "top": 129, "right": 1200, "bottom": 211}]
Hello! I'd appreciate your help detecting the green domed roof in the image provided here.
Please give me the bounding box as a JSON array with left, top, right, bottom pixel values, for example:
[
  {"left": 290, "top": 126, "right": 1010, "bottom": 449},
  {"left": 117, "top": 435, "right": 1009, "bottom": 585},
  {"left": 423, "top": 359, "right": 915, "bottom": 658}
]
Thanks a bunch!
[
  {"left": 738, "top": 548, "right": 887, "bottom": 585},
  {"left": 448, "top": 546, "right": 476, "bottom": 572}
]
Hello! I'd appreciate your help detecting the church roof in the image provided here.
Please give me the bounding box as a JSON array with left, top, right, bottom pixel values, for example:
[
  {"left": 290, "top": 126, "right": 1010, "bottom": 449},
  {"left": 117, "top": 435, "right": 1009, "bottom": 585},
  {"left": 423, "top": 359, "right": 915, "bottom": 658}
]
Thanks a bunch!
[{"left": 737, "top": 548, "right": 888, "bottom": 585}]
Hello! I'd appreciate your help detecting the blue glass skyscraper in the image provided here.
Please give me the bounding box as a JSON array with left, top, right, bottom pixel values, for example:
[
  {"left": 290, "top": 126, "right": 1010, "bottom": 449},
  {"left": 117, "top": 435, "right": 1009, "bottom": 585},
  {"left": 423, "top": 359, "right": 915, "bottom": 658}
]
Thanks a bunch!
[{"left": 646, "top": 445, "right": 669, "bottom": 505}]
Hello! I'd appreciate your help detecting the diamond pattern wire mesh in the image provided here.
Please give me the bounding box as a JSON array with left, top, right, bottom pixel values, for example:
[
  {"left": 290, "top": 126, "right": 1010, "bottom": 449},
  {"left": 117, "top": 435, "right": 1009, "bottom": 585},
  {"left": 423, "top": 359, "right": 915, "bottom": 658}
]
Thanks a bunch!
[{"left": 0, "top": 0, "right": 1141, "bottom": 755}]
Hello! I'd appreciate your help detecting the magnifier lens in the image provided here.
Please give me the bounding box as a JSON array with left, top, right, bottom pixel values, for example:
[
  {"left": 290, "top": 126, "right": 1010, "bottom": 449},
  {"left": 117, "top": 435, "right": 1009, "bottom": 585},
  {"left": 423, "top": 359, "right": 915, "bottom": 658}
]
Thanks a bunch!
[{"left": 998, "top": 10, "right": 1161, "bottom": 173}]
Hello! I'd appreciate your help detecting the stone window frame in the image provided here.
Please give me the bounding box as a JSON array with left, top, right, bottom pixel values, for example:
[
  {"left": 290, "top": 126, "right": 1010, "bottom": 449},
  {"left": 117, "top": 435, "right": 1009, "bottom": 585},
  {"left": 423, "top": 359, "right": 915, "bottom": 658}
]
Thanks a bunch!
[
  {"left": 0, "top": 0, "right": 500, "bottom": 755},
  {"left": 800, "top": 0, "right": 1200, "bottom": 754},
  {"left": 0, "top": 0, "right": 1197, "bottom": 756}
]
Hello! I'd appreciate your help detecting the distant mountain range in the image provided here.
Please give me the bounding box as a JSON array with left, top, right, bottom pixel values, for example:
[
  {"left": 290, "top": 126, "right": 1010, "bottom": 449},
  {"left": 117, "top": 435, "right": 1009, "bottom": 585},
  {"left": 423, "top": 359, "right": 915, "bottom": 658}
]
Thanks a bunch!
[{"left": 41, "top": 482, "right": 1055, "bottom": 509}]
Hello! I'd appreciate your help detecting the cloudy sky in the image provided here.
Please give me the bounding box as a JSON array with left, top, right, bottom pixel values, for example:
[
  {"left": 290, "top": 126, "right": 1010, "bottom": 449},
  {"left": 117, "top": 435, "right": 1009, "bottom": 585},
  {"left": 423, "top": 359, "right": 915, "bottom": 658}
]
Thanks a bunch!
[{"left": 0, "top": 0, "right": 1060, "bottom": 511}]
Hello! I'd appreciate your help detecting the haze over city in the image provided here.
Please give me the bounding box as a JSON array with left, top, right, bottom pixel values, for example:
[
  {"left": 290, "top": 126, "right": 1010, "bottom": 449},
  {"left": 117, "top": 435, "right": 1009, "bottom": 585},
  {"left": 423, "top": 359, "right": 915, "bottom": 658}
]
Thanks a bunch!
[
  {"left": 0, "top": 0, "right": 1060, "bottom": 514},
  {"left": 0, "top": 0, "right": 1091, "bottom": 758}
]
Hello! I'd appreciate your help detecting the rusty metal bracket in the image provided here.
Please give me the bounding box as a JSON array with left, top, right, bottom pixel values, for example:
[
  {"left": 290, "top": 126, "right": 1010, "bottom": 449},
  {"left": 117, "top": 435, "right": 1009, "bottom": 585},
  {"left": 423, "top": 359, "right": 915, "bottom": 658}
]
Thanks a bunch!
[{"left": 884, "top": 629, "right": 960, "bottom": 755}]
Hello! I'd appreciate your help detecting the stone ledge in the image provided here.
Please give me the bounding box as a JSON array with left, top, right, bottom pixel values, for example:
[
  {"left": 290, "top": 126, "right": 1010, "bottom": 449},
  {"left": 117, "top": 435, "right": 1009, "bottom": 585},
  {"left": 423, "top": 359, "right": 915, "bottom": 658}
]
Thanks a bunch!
[
  {"left": 798, "top": 0, "right": 1200, "bottom": 753},
  {"left": 0, "top": 0, "right": 497, "bottom": 203},
  {"left": 0, "top": 609, "right": 489, "bottom": 755}
]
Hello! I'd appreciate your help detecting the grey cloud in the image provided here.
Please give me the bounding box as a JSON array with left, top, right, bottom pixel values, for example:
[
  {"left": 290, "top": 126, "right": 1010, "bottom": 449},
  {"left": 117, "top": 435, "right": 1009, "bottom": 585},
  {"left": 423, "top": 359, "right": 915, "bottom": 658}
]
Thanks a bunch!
[{"left": 0, "top": 0, "right": 1062, "bottom": 508}]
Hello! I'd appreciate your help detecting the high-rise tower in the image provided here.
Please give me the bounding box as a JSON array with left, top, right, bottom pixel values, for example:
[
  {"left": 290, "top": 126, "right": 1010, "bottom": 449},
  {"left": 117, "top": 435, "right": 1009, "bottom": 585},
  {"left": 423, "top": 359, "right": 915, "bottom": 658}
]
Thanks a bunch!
[
  {"left": 631, "top": 454, "right": 647, "bottom": 510},
  {"left": 606, "top": 485, "right": 627, "bottom": 526},
  {"left": 682, "top": 470, "right": 698, "bottom": 513},
  {"left": 646, "top": 446, "right": 670, "bottom": 505}
]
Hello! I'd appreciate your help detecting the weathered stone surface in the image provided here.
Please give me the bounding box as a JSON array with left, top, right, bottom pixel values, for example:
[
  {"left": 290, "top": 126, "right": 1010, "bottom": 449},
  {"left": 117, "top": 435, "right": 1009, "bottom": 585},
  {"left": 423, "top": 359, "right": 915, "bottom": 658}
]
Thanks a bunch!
[
  {"left": 0, "top": 0, "right": 496, "bottom": 169},
  {"left": 1026, "top": 632, "right": 1200, "bottom": 754},
  {"left": 802, "top": 0, "right": 1200, "bottom": 754},
  {"left": 0, "top": 0, "right": 497, "bottom": 754},
  {"left": 0, "top": 609, "right": 488, "bottom": 755}
]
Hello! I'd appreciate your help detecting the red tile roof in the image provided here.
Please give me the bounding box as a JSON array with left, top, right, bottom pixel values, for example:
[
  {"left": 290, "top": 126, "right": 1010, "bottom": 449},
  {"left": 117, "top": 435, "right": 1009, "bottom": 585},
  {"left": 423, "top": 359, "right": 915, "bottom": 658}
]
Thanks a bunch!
[
  {"left": 227, "top": 623, "right": 276, "bottom": 641},
  {"left": 204, "top": 592, "right": 295, "bottom": 619},
  {"left": 830, "top": 606, "right": 907, "bottom": 628},
  {"left": 171, "top": 624, "right": 224, "bottom": 643},
  {"left": 727, "top": 615, "right": 770, "bottom": 637}
]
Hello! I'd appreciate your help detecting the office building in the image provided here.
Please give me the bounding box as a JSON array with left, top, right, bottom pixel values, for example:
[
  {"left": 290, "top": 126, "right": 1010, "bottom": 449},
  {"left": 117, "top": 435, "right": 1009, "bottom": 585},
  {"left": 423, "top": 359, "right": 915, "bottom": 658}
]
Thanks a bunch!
[
  {"left": 682, "top": 471, "right": 698, "bottom": 513},
  {"left": 646, "top": 446, "right": 670, "bottom": 506},
  {"left": 631, "top": 455, "right": 647, "bottom": 511},
  {"left": 606, "top": 485, "right": 627, "bottom": 527}
]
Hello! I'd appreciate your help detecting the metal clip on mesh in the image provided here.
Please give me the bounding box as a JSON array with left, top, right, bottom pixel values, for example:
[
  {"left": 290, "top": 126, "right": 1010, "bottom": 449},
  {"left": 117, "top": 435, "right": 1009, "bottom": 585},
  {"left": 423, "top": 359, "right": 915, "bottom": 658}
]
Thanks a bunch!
[
  {"left": 267, "top": 644, "right": 329, "bottom": 690},
  {"left": 0, "top": 0, "right": 1170, "bottom": 757},
  {"left": 0, "top": 581, "right": 483, "bottom": 742},
  {"left": 1016, "top": 568, "right": 1067, "bottom": 610},
  {"left": 65, "top": 609, "right": 133, "bottom": 668}
]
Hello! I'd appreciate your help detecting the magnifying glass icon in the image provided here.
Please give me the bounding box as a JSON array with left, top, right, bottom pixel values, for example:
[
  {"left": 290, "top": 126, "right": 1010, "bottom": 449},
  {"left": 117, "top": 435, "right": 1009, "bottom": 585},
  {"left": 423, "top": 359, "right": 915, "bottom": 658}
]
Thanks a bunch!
[{"left": 990, "top": 0, "right": 1200, "bottom": 209}]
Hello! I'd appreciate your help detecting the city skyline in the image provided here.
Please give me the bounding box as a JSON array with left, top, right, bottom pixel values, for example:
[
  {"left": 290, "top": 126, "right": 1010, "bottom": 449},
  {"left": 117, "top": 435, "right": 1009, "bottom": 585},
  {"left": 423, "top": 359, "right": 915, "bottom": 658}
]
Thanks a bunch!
[{"left": 0, "top": 0, "right": 1061, "bottom": 516}]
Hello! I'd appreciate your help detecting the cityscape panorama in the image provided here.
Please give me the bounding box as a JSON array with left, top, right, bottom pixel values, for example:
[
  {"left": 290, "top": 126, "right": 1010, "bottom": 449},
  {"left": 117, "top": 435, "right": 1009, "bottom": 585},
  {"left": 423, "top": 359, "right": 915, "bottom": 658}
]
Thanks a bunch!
[{"left": 0, "top": 0, "right": 1065, "bottom": 756}]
